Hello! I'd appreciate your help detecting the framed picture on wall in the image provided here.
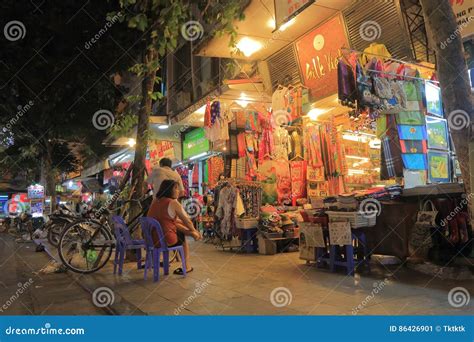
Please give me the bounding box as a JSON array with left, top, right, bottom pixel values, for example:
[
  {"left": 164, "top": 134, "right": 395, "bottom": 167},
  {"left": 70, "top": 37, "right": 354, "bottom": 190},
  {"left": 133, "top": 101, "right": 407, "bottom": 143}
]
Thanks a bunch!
[
  {"left": 425, "top": 81, "right": 443, "bottom": 117},
  {"left": 427, "top": 151, "right": 451, "bottom": 183},
  {"left": 426, "top": 116, "right": 449, "bottom": 151}
]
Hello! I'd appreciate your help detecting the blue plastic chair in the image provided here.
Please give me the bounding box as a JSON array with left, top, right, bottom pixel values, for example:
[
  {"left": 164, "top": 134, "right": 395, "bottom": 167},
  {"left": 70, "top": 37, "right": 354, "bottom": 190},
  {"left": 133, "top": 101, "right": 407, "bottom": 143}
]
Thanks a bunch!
[
  {"left": 112, "top": 216, "right": 145, "bottom": 275},
  {"left": 140, "top": 217, "right": 187, "bottom": 282}
]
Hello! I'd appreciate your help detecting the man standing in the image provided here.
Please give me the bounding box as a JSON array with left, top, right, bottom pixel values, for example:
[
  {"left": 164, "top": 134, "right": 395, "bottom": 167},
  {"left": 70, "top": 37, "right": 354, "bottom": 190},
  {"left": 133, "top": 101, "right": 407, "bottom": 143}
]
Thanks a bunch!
[{"left": 147, "top": 157, "right": 185, "bottom": 197}]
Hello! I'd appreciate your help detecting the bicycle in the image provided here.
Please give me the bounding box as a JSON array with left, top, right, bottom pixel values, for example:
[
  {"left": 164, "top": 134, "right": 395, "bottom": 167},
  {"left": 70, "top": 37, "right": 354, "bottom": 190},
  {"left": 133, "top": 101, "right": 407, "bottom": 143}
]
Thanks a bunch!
[{"left": 57, "top": 164, "right": 178, "bottom": 274}]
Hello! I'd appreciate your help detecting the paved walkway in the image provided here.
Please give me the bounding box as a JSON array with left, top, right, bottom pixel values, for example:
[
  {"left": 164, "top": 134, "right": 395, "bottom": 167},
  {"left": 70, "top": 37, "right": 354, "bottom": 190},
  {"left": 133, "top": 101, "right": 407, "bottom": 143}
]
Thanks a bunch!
[
  {"left": 0, "top": 233, "right": 103, "bottom": 315},
  {"left": 66, "top": 239, "right": 474, "bottom": 315},
  {"left": 1, "top": 232, "right": 472, "bottom": 315}
]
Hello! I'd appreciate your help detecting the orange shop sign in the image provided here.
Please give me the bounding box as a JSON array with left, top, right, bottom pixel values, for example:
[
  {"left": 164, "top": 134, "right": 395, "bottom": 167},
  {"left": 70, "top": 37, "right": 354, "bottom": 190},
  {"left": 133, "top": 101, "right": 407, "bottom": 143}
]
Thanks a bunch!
[{"left": 295, "top": 14, "right": 349, "bottom": 100}]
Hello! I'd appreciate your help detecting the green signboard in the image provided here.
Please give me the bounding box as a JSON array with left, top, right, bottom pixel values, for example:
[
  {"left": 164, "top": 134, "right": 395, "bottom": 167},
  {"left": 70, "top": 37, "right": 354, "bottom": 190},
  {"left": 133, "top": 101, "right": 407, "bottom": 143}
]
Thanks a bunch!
[{"left": 183, "top": 128, "right": 210, "bottom": 159}]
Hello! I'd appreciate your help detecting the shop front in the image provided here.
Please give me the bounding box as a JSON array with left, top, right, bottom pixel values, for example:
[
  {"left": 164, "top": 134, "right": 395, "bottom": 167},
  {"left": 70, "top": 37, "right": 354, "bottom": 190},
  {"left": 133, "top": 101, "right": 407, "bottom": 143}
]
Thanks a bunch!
[{"left": 183, "top": 2, "right": 472, "bottom": 272}]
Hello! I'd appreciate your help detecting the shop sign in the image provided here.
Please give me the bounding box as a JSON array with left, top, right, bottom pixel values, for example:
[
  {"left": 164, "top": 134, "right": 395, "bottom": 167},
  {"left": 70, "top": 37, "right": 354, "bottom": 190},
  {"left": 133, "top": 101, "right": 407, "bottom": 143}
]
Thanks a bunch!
[
  {"left": 450, "top": 0, "right": 474, "bottom": 39},
  {"left": 295, "top": 14, "right": 349, "bottom": 100},
  {"left": 149, "top": 140, "right": 175, "bottom": 167},
  {"left": 28, "top": 184, "right": 44, "bottom": 199},
  {"left": 274, "top": 0, "right": 314, "bottom": 30},
  {"left": 30, "top": 199, "right": 44, "bottom": 218},
  {"left": 183, "top": 128, "right": 210, "bottom": 159},
  {"left": 0, "top": 195, "right": 8, "bottom": 218}
]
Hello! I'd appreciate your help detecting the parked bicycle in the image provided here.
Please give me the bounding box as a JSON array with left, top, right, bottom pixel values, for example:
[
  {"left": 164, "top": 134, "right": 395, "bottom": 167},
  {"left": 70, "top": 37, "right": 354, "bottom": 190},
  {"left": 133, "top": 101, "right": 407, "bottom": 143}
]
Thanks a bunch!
[{"left": 57, "top": 164, "right": 178, "bottom": 274}]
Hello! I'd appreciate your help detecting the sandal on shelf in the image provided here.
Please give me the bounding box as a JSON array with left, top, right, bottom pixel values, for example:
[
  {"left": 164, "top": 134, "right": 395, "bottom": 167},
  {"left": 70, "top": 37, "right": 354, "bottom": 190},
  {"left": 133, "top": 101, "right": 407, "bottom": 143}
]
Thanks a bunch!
[{"left": 173, "top": 267, "right": 193, "bottom": 275}]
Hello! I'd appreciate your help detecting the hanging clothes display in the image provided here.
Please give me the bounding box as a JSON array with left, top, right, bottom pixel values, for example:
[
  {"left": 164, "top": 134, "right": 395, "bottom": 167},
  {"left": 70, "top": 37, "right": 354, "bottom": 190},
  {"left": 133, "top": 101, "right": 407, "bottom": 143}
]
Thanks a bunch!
[
  {"left": 207, "top": 156, "right": 224, "bottom": 188},
  {"left": 275, "top": 161, "right": 291, "bottom": 204},
  {"left": 215, "top": 184, "right": 238, "bottom": 240},
  {"left": 272, "top": 126, "right": 290, "bottom": 160},
  {"left": 258, "top": 160, "right": 278, "bottom": 204},
  {"left": 290, "top": 160, "right": 307, "bottom": 205},
  {"left": 380, "top": 114, "right": 404, "bottom": 179},
  {"left": 304, "top": 124, "right": 323, "bottom": 168},
  {"left": 258, "top": 111, "right": 274, "bottom": 161},
  {"left": 176, "top": 166, "right": 189, "bottom": 197}
]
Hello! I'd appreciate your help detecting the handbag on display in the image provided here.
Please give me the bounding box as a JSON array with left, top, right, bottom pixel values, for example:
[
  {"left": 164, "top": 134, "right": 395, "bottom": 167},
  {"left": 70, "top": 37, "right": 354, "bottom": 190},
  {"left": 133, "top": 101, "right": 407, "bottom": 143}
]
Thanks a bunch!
[
  {"left": 416, "top": 200, "right": 438, "bottom": 227},
  {"left": 410, "top": 200, "right": 437, "bottom": 250}
]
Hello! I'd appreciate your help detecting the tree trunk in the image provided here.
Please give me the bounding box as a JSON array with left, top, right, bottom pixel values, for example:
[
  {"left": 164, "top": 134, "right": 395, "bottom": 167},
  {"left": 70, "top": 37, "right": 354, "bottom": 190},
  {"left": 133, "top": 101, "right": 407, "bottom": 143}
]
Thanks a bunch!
[
  {"left": 420, "top": 0, "right": 473, "bottom": 201},
  {"left": 130, "top": 48, "right": 157, "bottom": 228}
]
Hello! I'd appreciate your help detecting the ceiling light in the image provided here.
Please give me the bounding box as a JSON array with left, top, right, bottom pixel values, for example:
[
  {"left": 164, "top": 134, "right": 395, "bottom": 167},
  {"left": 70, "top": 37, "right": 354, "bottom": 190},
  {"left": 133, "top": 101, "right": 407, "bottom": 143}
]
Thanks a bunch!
[
  {"left": 196, "top": 104, "right": 206, "bottom": 115},
  {"left": 236, "top": 92, "right": 249, "bottom": 107},
  {"left": 127, "top": 138, "right": 136, "bottom": 147},
  {"left": 158, "top": 125, "right": 169, "bottom": 129},
  {"left": 267, "top": 19, "right": 276, "bottom": 30},
  {"left": 279, "top": 18, "right": 296, "bottom": 31},
  {"left": 189, "top": 152, "right": 208, "bottom": 160},
  {"left": 236, "top": 37, "right": 262, "bottom": 57},
  {"left": 307, "top": 108, "right": 328, "bottom": 121}
]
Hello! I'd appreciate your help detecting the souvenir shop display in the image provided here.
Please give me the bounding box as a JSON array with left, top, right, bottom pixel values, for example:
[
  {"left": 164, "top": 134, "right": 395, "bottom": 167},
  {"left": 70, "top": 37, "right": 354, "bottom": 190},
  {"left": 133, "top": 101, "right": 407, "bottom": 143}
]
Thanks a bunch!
[
  {"left": 426, "top": 117, "right": 449, "bottom": 151},
  {"left": 213, "top": 179, "right": 262, "bottom": 240},
  {"left": 425, "top": 82, "right": 443, "bottom": 117},
  {"left": 427, "top": 151, "right": 451, "bottom": 183}
]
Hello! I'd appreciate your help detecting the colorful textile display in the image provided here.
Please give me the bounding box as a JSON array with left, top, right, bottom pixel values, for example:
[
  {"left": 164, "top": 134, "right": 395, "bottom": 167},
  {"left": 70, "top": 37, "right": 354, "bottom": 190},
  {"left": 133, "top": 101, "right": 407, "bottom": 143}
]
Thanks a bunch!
[
  {"left": 380, "top": 115, "right": 403, "bottom": 179},
  {"left": 290, "top": 161, "right": 307, "bottom": 205},
  {"left": 176, "top": 166, "right": 189, "bottom": 197},
  {"left": 207, "top": 156, "right": 224, "bottom": 188},
  {"left": 258, "top": 160, "right": 278, "bottom": 204},
  {"left": 402, "top": 153, "right": 428, "bottom": 170},
  {"left": 397, "top": 125, "right": 427, "bottom": 140},
  {"left": 272, "top": 126, "right": 290, "bottom": 160},
  {"left": 304, "top": 124, "right": 323, "bottom": 167},
  {"left": 275, "top": 161, "right": 292, "bottom": 204},
  {"left": 400, "top": 140, "right": 427, "bottom": 154}
]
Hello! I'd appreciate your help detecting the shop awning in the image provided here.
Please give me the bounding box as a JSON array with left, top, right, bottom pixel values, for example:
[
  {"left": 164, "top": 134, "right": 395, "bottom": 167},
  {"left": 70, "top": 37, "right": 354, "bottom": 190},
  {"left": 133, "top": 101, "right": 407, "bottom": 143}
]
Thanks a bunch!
[
  {"left": 193, "top": 0, "right": 353, "bottom": 60},
  {"left": 81, "top": 178, "right": 103, "bottom": 193},
  {"left": 171, "top": 83, "right": 271, "bottom": 125},
  {"left": 81, "top": 160, "right": 110, "bottom": 178}
]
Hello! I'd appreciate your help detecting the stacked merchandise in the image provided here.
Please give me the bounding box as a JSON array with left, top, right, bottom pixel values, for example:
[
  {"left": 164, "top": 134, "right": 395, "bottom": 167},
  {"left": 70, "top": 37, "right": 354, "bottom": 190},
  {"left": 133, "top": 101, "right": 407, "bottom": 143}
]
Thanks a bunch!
[
  {"left": 258, "top": 205, "right": 302, "bottom": 239},
  {"left": 337, "top": 43, "right": 452, "bottom": 187}
]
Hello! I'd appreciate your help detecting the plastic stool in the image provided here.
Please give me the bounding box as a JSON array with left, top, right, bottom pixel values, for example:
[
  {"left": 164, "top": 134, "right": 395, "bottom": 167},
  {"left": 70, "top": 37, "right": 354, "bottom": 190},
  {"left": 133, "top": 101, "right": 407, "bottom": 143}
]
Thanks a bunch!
[
  {"left": 240, "top": 228, "right": 258, "bottom": 253},
  {"left": 329, "top": 230, "right": 370, "bottom": 276}
]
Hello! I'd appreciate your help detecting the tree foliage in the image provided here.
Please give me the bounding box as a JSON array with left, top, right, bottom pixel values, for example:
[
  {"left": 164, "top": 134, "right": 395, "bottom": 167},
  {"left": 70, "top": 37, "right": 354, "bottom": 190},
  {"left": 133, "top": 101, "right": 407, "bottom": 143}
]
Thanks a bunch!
[{"left": 0, "top": 0, "right": 138, "bottom": 194}]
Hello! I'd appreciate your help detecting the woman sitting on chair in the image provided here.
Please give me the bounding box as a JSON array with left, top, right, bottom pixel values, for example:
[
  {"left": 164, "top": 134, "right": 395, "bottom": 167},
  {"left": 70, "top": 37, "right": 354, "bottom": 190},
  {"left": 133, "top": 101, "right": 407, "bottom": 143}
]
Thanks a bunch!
[{"left": 147, "top": 179, "right": 201, "bottom": 274}]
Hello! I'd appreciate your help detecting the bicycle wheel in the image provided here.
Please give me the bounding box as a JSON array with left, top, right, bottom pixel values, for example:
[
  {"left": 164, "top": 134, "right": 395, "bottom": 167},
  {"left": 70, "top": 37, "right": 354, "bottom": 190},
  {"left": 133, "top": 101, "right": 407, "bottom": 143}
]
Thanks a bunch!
[
  {"left": 47, "top": 222, "right": 66, "bottom": 247},
  {"left": 58, "top": 219, "right": 114, "bottom": 274}
]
